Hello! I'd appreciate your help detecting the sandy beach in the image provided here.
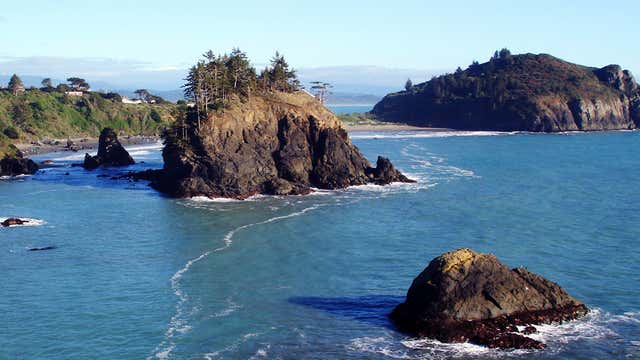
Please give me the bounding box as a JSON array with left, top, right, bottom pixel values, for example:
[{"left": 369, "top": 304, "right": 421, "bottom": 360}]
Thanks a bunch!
[
  {"left": 343, "top": 124, "right": 451, "bottom": 132},
  {"left": 16, "top": 135, "right": 160, "bottom": 157}
]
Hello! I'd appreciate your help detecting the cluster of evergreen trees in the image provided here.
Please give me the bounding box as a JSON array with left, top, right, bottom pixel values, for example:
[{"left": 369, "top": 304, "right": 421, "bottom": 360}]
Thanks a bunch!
[
  {"left": 2, "top": 74, "right": 92, "bottom": 95},
  {"left": 183, "top": 48, "right": 300, "bottom": 120}
]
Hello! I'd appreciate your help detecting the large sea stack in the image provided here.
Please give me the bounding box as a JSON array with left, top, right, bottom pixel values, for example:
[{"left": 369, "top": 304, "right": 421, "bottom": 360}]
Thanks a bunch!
[
  {"left": 372, "top": 52, "right": 640, "bottom": 132},
  {"left": 83, "top": 128, "right": 135, "bottom": 169},
  {"left": 391, "top": 248, "right": 588, "bottom": 349},
  {"left": 151, "top": 91, "right": 413, "bottom": 199}
]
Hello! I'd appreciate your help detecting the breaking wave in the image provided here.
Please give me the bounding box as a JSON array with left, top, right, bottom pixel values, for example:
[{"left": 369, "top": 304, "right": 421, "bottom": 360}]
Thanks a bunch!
[{"left": 348, "top": 308, "right": 640, "bottom": 359}]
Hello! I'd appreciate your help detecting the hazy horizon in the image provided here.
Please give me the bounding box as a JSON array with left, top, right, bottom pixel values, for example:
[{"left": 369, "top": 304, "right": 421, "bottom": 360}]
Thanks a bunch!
[{"left": 2, "top": 0, "right": 639, "bottom": 95}]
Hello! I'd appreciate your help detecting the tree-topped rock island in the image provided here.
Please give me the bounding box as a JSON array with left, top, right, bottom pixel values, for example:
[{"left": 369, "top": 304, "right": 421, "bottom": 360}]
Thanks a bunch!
[
  {"left": 391, "top": 248, "right": 588, "bottom": 349},
  {"left": 372, "top": 50, "right": 640, "bottom": 132},
  {"left": 143, "top": 49, "right": 413, "bottom": 199}
]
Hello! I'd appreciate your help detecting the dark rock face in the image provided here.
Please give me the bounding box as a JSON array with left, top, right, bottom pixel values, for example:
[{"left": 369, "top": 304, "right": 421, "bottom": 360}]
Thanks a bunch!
[
  {"left": 390, "top": 248, "right": 588, "bottom": 349},
  {"left": 151, "top": 92, "right": 413, "bottom": 199},
  {"left": 366, "top": 156, "right": 415, "bottom": 185},
  {"left": 1, "top": 218, "right": 29, "bottom": 227},
  {"left": 83, "top": 128, "right": 135, "bottom": 169},
  {"left": 372, "top": 53, "right": 640, "bottom": 132},
  {"left": 0, "top": 148, "right": 38, "bottom": 177}
]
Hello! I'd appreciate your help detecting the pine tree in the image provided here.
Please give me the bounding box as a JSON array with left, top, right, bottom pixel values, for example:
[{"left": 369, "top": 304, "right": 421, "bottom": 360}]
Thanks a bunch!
[
  {"left": 405, "top": 78, "right": 413, "bottom": 91},
  {"left": 8, "top": 74, "right": 25, "bottom": 95},
  {"left": 41, "top": 78, "right": 53, "bottom": 89}
]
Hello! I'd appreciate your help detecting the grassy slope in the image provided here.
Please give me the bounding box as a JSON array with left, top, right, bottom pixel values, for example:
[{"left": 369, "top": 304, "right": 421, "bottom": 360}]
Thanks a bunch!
[{"left": 0, "top": 89, "right": 179, "bottom": 156}]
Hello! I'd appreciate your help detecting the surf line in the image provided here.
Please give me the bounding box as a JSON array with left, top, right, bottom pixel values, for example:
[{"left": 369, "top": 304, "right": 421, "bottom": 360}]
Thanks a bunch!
[{"left": 150, "top": 204, "right": 324, "bottom": 360}]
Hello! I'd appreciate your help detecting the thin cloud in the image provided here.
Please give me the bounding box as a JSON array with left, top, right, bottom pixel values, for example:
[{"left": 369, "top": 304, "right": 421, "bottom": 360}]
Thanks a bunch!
[
  {"left": 0, "top": 16, "right": 6, "bottom": 23},
  {"left": 0, "top": 56, "right": 186, "bottom": 89}
]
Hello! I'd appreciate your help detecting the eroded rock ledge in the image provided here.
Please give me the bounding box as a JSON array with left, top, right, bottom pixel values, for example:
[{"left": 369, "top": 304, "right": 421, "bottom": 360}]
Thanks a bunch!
[
  {"left": 148, "top": 91, "right": 414, "bottom": 199},
  {"left": 390, "top": 248, "right": 588, "bottom": 349}
]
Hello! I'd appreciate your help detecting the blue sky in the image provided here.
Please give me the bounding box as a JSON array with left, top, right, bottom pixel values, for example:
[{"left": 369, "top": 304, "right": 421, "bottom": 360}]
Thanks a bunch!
[{"left": 1, "top": 0, "right": 638, "bottom": 91}]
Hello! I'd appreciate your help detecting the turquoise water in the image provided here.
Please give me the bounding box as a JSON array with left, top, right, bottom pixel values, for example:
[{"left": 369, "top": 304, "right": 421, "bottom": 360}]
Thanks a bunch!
[
  {"left": 328, "top": 105, "right": 372, "bottom": 114},
  {"left": 2, "top": 131, "right": 639, "bottom": 359}
]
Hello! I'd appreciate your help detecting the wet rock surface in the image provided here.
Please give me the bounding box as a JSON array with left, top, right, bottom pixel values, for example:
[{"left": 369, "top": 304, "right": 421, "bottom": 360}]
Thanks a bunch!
[{"left": 390, "top": 248, "right": 588, "bottom": 349}]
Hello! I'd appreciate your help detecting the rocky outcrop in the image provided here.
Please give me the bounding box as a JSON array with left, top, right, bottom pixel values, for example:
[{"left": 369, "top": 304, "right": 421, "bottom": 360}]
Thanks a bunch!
[
  {"left": 372, "top": 53, "right": 640, "bottom": 132},
  {"left": 0, "top": 147, "right": 38, "bottom": 177},
  {"left": 83, "top": 128, "right": 135, "bottom": 169},
  {"left": 390, "top": 248, "right": 588, "bottom": 349},
  {"left": 150, "top": 91, "right": 413, "bottom": 199}
]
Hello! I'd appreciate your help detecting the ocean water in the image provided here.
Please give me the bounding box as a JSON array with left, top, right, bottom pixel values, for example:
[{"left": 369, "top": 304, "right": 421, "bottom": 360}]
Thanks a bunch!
[
  {"left": 2, "top": 131, "right": 639, "bottom": 359},
  {"left": 327, "top": 105, "right": 372, "bottom": 114}
]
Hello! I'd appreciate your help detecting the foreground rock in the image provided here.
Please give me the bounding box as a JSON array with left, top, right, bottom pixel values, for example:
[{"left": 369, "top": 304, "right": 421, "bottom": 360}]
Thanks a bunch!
[
  {"left": 390, "top": 248, "right": 588, "bottom": 349},
  {"left": 372, "top": 53, "right": 640, "bottom": 132},
  {"left": 83, "top": 128, "right": 135, "bottom": 169},
  {"left": 150, "top": 91, "right": 414, "bottom": 199},
  {"left": 0, "top": 146, "right": 38, "bottom": 177},
  {"left": 1, "top": 217, "right": 29, "bottom": 227}
]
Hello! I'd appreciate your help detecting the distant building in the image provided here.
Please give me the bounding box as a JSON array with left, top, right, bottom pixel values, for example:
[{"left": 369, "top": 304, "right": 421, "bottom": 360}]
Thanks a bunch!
[
  {"left": 122, "top": 96, "right": 143, "bottom": 104},
  {"left": 64, "top": 91, "right": 84, "bottom": 96}
]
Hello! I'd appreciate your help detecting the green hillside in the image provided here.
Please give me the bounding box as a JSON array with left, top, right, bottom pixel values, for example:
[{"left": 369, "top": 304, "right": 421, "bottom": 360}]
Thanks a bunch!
[{"left": 0, "top": 89, "right": 179, "bottom": 156}]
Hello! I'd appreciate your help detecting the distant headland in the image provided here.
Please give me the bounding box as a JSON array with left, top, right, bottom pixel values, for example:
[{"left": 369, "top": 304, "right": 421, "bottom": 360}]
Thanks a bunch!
[{"left": 372, "top": 50, "right": 640, "bottom": 132}]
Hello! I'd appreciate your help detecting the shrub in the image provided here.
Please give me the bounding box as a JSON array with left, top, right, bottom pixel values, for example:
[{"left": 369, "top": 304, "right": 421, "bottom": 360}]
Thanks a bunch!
[{"left": 3, "top": 126, "right": 20, "bottom": 139}]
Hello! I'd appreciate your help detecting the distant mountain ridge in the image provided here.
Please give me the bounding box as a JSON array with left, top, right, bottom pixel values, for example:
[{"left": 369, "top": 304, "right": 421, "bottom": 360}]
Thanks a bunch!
[{"left": 372, "top": 53, "right": 640, "bottom": 132}]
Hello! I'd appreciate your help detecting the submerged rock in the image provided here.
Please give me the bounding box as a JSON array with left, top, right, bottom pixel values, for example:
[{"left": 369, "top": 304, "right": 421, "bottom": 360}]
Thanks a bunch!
[
  {"left": 390, "top": 248, "right": 588, "bottom": 349},
  {"left": 151, "top": 91, "right": 413, "bottom": 199},
  {"left": 83, "top": 128, "right": 135, "bottom": 169},
  {"left": 28, "top": 246, "right": 57, "bottom": 251}
]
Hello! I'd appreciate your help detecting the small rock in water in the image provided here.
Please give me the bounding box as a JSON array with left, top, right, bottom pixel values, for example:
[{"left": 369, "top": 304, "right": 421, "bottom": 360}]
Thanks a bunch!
[
  {"left": 522, "top": 326, "right": 538, "bottom": 335},
  {"left": 1, "top": 218, "right": 28, "bottom": 227},
  {"left": 28, "top": 246, "right": 57, "bottom": 252}
]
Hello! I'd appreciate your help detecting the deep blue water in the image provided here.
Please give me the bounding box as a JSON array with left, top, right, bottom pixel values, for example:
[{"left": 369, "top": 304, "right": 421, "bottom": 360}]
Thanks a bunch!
[{"left": 2, "top": 131, "right": 639, "bottom": 359}]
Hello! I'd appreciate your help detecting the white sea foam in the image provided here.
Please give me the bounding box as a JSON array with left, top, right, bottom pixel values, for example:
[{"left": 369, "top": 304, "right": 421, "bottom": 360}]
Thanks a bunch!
[
  {"left": 0, "top": 174, "right": 32, "bottom": 180},
  {"left": 0, "top": 217, "right": 45, "bottom": 227},
  {"left": 400, "top": 144, "right": 479, "bottom": 180},
  {"left": 349, "top": 130, "right": 514, "bottom": 140},
  {"left": 348, "top": 308, "right": 640, "bottom": 359},
  {"left": 188, "top": 196, "right": 241, "bottom": 203},
  {"left": 151, "top": 205, "right": 322, "bottom": 359},
  {"left": 203, "top": 332, "right": 262, "bottom": 360},
  {"left": 207, "top": 297, "right": 242, "bottom": 319}
]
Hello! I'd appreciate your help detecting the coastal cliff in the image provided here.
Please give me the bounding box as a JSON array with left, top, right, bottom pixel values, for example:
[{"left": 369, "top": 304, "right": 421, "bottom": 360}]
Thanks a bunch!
[
  {"left": 150, "top": 91, "right": 413, "bottom": 198},
  {"left": 372, "top": 53, "right": 640, "bottom": 132}
]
